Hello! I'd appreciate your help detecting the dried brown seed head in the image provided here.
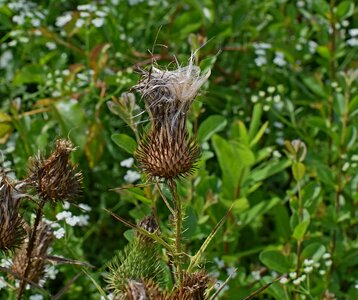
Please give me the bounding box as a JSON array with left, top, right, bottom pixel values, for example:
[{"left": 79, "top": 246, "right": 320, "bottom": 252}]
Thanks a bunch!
[
  {"left": 11, "top": 222, "right": 53, "bottom": 284},
  {"left": 124, "top": 279, "right": 167, "bottom": 300},
  {"left": 136, "top": 216, "right": 159, "bottom": 243},
  {"left": 27, "top": 139, "right": 83, "bottom": 203},
  {"left": 136, "top": 126, "right": 200, "bottom": 180},
  {"left": 134, "top": 57, "right": 210, "bottom": 133},
  {"left": 170, "top": 271, "right": 210, "bottom": 300},
  {"left": 0, "top": 172, "right": 25, "bottom": 253}
]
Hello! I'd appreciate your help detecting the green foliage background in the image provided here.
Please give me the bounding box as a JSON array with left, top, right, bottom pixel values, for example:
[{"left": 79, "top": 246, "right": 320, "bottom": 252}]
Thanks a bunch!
[{"left": 0, "top": 0, "right": 357, "bottom": 299}]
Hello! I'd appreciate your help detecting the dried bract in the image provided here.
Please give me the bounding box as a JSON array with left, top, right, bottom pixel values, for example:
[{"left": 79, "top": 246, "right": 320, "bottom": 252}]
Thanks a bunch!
[
  {"left": 11, "top": 222, "right": 53, "bottom": 284},
  {"left": 27, "top": 139, "right": 83, "bottom": 203},
  {"left": 0, "top": 172, "right": 25, "bottom": 253},
  {"left": 170, "top": 271, "right": 210, "bottom": 300}
]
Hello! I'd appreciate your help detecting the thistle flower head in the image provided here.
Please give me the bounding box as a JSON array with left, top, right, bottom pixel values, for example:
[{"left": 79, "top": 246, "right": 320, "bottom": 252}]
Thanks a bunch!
[
  {"left": 27, "top": 139, "right": 83, "bottom": 203},
  {"left": 11, "top": 222, "right": 53, "bottom": 284},
  {"left": 124, "top": 279, "right": 167, "bottom": 300},
  {"left": 136, "top": 215, "right": 159, "bottom": 243},
  {"left": 0, "top": 172, "right": 25, "bottom": 253},
  {"left": 136, "top": 126, "right": 200, "bottom": 180},
  {"left": 134, "top": 55, "right": 208, "bottom": 180}
]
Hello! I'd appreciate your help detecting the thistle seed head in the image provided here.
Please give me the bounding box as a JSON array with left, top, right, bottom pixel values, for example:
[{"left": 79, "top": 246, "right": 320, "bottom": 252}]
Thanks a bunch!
[
  {"left": 27, "top": 139, "right": 83, "bottom": 203},
  {"left": 136, "top": 215, "right": 159, "bottom": 243},
  {"left": 0, "top": 172, "right": 25, "bottom": 253},
  {"left": 170, "top": 271, "right": 210, "bottom": 300},
  {"left": 136, "top": 126, "right": 200, "bottom": 180},
  {"left": 134, "top": 56, "right": 210, "bottom": 132},
  {"left": 11, "top": 222, "right": 53, "bottom": 284}
]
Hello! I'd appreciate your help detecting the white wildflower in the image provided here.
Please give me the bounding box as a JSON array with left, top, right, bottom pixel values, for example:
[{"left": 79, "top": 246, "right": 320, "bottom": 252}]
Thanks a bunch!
[
  {"left": 76, "top": 215, "right": 90, "bottom": 226},
  {"left": 255, "top": 56, "right": 267, "bottom": 67},
  {"left": 92, "top": 18, "right": 104, "bottom": 28},
  {"left": 214, "top": 257, "right": 225, "bottom": 269},
  {"left": 55, "top": 13, "right": 72, "bottom": 27},
  {"left": 29, "top": 295, "right": 43, "bottom": 300},
  {"left": 226, "top": 267, "right": 237, "bottom": 279},
  {"left": 251, "top": 95, "right": 259, "bottom": 103},
  {"left": 304, "top": 266, "right": 313, "bottom": 273},
  {"left": 279, "top": 276, "right": 289, "bottom": 284},
  {"left": 319, "top": 270, "right": 326, "bottom": 275},
  {"left": 53, "top": 228, "right": 65, "bottom": 239},
  {"left": 45, "top": 42, "right": 57, "bottom": 50},
  {"left": 304, "top": 259, "right": 314, "bottom": 266},
  {"left": 267, "top": 86, "right": 276, "bottom": 93},
  {"left": 348, "top": 28, "right": 358, "bottom": 37},
  {"left": 78, "top": 203, "right": 92, "bottom": 212},
  {"left": 323, "top": 253, "right": 331, "bottom": 260},
  {"left": 273, "top": 51, "right": 287, "bottom": 67},
  {"left": 124, "top": 170, "right": 141, "bottom": 183},
  {"left": 120, "top": 157, "right": 135, "bottom": 168},
  {"left": 44, "top": 265, "right": 58, "bottom": 280},
  {"left": 56, "top": 211, "right": 72, "bottom": 221},
  {"left": 65, "top": 215, "right": 80, "bottom": 226},
  {"left": 75, "top": 18, "right": 85, "bottom": 28},
  {"left": 289, "top": 272, "right": 297, "bottom": 279},
  {"left": 347, "top": 38, "right": 358, "bottom": 47},
  {"left": 325, "top": 260, "right": 333, "bottom": 267}
]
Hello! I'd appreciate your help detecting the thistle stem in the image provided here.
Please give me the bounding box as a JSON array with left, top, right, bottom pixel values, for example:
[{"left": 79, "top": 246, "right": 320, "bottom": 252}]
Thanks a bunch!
[
  {"left": 168, "top": 179, "right": 182, "bottom": 285},
  {"left": 17, "top": 199, "right": 46, "bottom": 299}
]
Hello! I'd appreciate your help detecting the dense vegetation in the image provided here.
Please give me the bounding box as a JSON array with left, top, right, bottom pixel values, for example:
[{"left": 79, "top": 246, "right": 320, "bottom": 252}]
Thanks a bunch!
[{"left": 0, "top": 0, "right": 357, "bottom": 299}]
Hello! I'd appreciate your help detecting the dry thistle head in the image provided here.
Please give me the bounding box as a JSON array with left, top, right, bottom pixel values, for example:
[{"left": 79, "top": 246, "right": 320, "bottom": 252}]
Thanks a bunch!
[
  {"left": 0, "top": 172, "right": 25, "bottom": 253},
  {"left": 27, "top": 139, "right": 83, "bottom": 203},
  {"left": 11, "top": 222, "right": 53, "bottom": 284},
  {"left": 136, "top": 126, "right": 200, "bottom": 180},
  {"left": 133, "top": 55, "right": 208, "bottom": 180},
  {"left": 134, "top": 56, "right": 210, "bottom": 132},
  {"left": 170, "top": 271, "right": 210, "bottom": 300}
]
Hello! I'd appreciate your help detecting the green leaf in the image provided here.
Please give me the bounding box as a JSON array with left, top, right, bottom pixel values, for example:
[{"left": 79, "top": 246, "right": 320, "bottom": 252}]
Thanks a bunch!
[
  {"left": 292, "top": 162, "right": 305, "bottom": 181},
  {"left": 302, "top": 76, "right": 326, "bottom": 98},
  {"left": 197, "top": 115, "right": 227, "bottom": 143},
  {"left": 250, "top": 121, "right": 268, "bottom": 147},
  {"left": 301, "top": 243, "right": 326, "bottom": 262},
  {"left": 336, "top": 1, "right": 355, "bottom": 19},
  {"left": 248, "top": 104, "right": 263, "bottom": 141},
  {"left": 111, "top": 133, "right": 137, "bottom": 154},
  {"left": 259, "top": 250, "right": 291, "bottom": 273},
  {"left": 292, "top": 215, "right": 310, "bottom": 240}
]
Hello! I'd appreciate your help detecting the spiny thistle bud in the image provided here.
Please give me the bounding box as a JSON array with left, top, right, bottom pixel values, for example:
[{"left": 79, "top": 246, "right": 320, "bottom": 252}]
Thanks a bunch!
[
  {"left": 105, "top": 216, "right": 164, "bottom": 297},
  {"left": 11, "top": 222, "right": 53, "bottom": 284},
  {"left": 134, "top": 56, "right": 209, "bottom": 180},
  {"left": 0, "top": 172, "right": 25, "bottom": 253},
  {"left": 27, "top": 139, "right": 83, "bottom": 203},
  {"left": 170, "top": 271, "right": 210, "bottom": 300}
]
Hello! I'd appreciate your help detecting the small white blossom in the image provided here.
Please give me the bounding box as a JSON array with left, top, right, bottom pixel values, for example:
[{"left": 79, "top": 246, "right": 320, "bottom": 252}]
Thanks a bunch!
[
  {"left": 293, "top": 278, "right": 301, "bottom": 285},
  {"left": 29, "top": 295, "right": 43, "bottom": 300},
  {"left": 347, "top": 38, "right": 358, "bottom": 47},
  {"left": 76, "top": 215, "right": 90, "bottom": 226},
  {"left": 319, "top": 270, "right": 326, "bottom": 275},
  {"left": 273, "top": 150, "right": 282, "bottom": 158},
  {"left": 214, "top": 257, "right": 225, "bottom": 269},
  {"left": 273, "top": 51, "right": 287, "bottom": 67},
  {"left": 53, "top": 228, "right": 65, "bottom": 239},
  {"left": 251, "top": 95, "right": 259, "bottom": 103},
  {"left": 279, "top": 277, "right": 289, "bottom": 284},
  {"left": 304, "top": 266, "right": 313, "bottom": 273},
  {"left": 251, "top": 270, "right": 261, "bottom": 280},
  {"left": 349, "top": 28, "right": 358, "bottom": 37},
  {"left": 45, "top": 42, "right": 57, "bottom": 50},
  {"left": 56, "top": 211, "right": 72, "bottom": 221},
  {"left": 325, "top": 260, "right": 333, "bottom": 267},
  {"left": 323, "top": 253, "right": 331, "bottom": 260},
  {"left": 259, "top": 91, "right": 266, "bottom": 97},
  {"left": 92, "top": 18, "right": 104, "bottom": 28},
  {"left": 44, "top": 265, "right": 58, "bottom": 280},
  {"left": 63, "top": 201, "right": 71, "bottom": 210},
  {"left": 267, "top": 86, "right": 276, "bottom": 93},
  {"left": 304, "top": 259, "right": 314, "bottom": 266},
  {"left": 65, "top": 215, "right": 80, "bottom": 226},
  {"left": 75, "top": 18, "right": 85, "bottom": 28},
  {"left": 226, "top": 267, "right": 237, "bottom": 279},
  {"left": 255, "top": 56, "right": 267, "bottom": 67},
  {"left": 124, "top": 170, "right": 141, "bottom": 183},
  {"left": 55, "top": 13, "right": 72, "bottom": 27},
  {"left": 289, "top": 272, "right": 297, "bottom": 279},
  {"left": 120, "top": 157, "right": 135, "bottom": 168},
  {"left": 78, "top": 203, "right": 91, "bottom": 212}
]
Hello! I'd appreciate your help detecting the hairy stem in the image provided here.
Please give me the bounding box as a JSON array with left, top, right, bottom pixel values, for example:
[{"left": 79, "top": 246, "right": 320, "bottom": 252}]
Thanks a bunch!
[
  {"left": 168, "top": 179, "right": 182, "bottom": 285},
  {"left": 17, "top": 199, "right": 46, "bottom": 299}
]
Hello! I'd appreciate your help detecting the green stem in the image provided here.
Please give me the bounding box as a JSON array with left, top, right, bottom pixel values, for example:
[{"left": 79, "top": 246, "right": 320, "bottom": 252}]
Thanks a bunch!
[{"left": 168, "top": 179, "right": 182, "bottom": 284}]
